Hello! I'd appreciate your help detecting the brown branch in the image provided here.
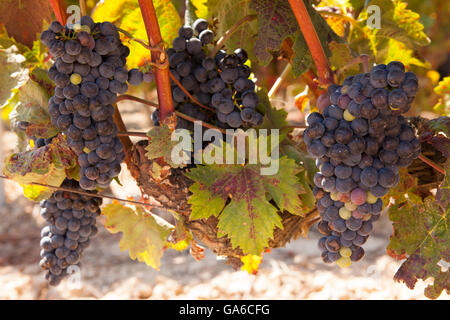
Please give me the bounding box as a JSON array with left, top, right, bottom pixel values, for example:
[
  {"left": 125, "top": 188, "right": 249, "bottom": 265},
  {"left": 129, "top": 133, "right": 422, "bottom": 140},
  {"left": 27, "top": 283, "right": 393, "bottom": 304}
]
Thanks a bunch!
[
  {"left": 117, "top": 94, "right": 159, "bottom": 108},
  {"left": 268, "top": 63, "right": 292, "bottom": 98},
  {"left": 211, "top": 14, "right": 257, "bottom": 57},
  {"left": 113, "top": 105, "right": 134, "bottom": 169},
  {"left": 138, "top": 0, "right": 174, "bottom": 123},
  {"left": 117, "top": 131, "right": 148, "bottom": 138},
  {"left": 169, "top": 72, "right": 215, "bottom": 112},
  {"left": 175, "top": 111, "right": 226, "bottom": 134},
  {"left": 0, "top": 175, "right": 161, "bottom": 208},
  {"left": 49, "top": 0, "right": 68, "bottom": 25},
  {"left": 116, "top": 94, "right": 225, "bottom": 133},
  {"left": 418, "top": 154, "right": 445, "bottom": 175},
  {"left": 288, "top": 0, "right": 334, "bottom": 86},
  {"left": 79, "top": 0, "right": 87, "bottom": 16}
]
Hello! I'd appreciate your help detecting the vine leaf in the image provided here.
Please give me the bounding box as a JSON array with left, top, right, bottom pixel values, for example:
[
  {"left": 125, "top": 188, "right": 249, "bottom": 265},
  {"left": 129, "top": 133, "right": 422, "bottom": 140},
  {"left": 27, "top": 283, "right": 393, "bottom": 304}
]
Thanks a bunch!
[
  {"left": 102, "top": 202, "right": 173, "bottom": 270},
  {"left": 145, "top": 125, "right": 192, "bottom": 168},
  {"left": 0, "top": 0, "right": 53, "bottom": 48},
  {"left": 2, "top": 134, "right": 78, "bottom": 201},
  {"left": 280, "top": 142, "right": 316, "bottom": 209},
  {"left": 387, "top": 197, "right": 449, "bottom": 299},
  {"left": 207, "top": 0, "right": 257, "bottom": 60},
  {"left": 186, "top": 156, "right": 307, "bottom": 255},
  {"left": 256, "top": 87, "right": 290, "bottom": 142},
  {"left": 432, "top": 77, "right": 450, "bottom": 116},
  {"left": 189, "top": 0, "right": 208, "bottom": 19},
  {"left": 240, "top": 254, "right": 262, "bottom": 274},
  {"left": 328, "top": 41, "right": 360, "bottom": 83},
  {"left": 383, "top": 167, "right": 422, "bottom": 206},
  {"left": 166, "top": 211, "right": 193, "bottom": 251},
  {"left": 9, "top": 77, "right": 58, "bottom": 140},
  {"left": 0, "top": 45, "right": 28, "bottom": 110},
  {"left": 351, "top": 0, "right": 430, "bottom": 68},
  {"left": 92, "top": 0, "right": 181, "bottom": 68},
  {"left": 249, "top": 0, "right": 298, "bottom": 66},
  {"left": 249, "top": 0, "right": 339, "bottom": 76}
]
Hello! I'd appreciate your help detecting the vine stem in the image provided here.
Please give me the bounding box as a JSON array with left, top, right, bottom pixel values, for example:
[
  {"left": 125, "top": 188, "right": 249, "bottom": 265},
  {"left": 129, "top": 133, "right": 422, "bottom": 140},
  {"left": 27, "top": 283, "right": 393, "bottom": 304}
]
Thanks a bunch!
[
  {"left": 116, "top": 94, "right": 226, "bottom": 133},
  {"left": 112, "top": 105, "right": 133, "bottom": 169},
  {"left": 117, "top": 131, "right": 148, "bottom": 138},
  {"left": 117, "top": 94, "right": 159, "bottom": 107},
  {"left": 168, "top": 72, "right": 214, "bottom": 112},
  {"left": 138, "top": 0, "right": 174, "bottom": 123},
  {"left": 288, "top": 0, "right": 334, "bottom": 86},
  {"left": 79, "top": 0, "right": 87, "bottom": 16},
  {"left": 0, "top": 175, "right": 162, "bottom": 208},
  {"left": 49, "top": 0, "right": 68, "bottom": 25},
  {"left": 418, "top": 154, "right": 445, "bottom": 175},
  {"left": 268, "top": 63, "right": 292, "bottom": 99},
  {"left": 211, "top": 14, "right": 257, "bottom": 57}
]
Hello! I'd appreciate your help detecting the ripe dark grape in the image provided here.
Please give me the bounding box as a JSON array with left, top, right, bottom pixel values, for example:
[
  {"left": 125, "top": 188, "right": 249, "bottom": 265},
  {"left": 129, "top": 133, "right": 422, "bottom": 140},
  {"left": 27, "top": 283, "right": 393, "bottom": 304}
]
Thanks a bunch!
[
  {"left": 39, "top": 178, "right": 100, "bottom": 286},
  {"left": 306, "top": 62, "right": 420, "bottom": 267},
  {"left": 41, "top": 16, "right": 145, "bottom": 191},
  {"left": 163, "top": 21, "right": 264, "bottom": 132}
]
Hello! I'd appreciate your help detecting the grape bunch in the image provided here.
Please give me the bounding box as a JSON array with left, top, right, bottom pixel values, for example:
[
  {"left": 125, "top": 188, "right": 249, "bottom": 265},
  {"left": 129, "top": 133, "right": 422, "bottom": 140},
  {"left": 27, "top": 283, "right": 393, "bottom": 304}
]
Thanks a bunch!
[
  {"left": 39, "top": 178, "right": 101, "bottom": 286},
  {"left": 305, "top": 61, "right": 421, "bottom": 267},
  {"left": 153, "top": 18, "right": 263, "bottom": 129},
  {"left": 41, "top": 17, "right": 145, "bottom": 190}
]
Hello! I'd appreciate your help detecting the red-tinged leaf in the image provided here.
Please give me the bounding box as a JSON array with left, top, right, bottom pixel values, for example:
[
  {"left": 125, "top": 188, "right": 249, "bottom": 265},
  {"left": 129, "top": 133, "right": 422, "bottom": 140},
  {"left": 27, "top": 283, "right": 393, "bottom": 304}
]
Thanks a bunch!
[
  {"left": 2, "top": 134, "right": 78, "bottom": 201},
  {"left": 29, "top": 67, "right": 54, "bottom": 98},
  {"left": 249, "top": 0, "right": 339, "bottom": 76},
  {"left": 383, "top": 167, "right": 421, "bottom": 206},
  {"left": 387, "top": 198, "right": 449, "bottom": 299},
  {"left": 186, "top": 155, "right": 308, "bottom": 255},
  {"left": 428, "top": 116, "right": 450, "bottom": 136},
  {"left": 9, "top": 78, "right": 58, "bottom": 139},
  {"left": 0, "top": 0, "right": 54, "bottom": 48}
]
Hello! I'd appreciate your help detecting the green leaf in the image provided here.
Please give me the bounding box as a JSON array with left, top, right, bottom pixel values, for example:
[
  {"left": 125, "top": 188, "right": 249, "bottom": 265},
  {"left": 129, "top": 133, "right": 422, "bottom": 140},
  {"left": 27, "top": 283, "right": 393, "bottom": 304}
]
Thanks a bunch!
[
  {"left": 249, "top": 0, "right": 297, "bottom": 66},
  {"left": 249, "top": 0, "right": 339, "bottom": 76},
  {"left": 186, "top": 156, "right": 307, "bottom": 255},
  {"left": 280, "top": 142, "right": 316, "bottom": 210},
  {"left": 387, "top": 198, "right": 449, "bottom": 299},
  {"left": 166, "top": 211, "right": 193, "bottom": 251},
  {"left": 186, "top": 165, "right": 229, "bottom": 220},
  {"left": 207, "top": 0, "right": 257, "bottom": 59},
  {"left": 2, "top": 135, "right": 78, "bottom": 201},
  {"left": 256, "top": 87, "right": 290, "bottom": 142},
  {"left": 92, "top": 0, "right": 181, "bottom": 68},
  {"left": 145, "top": 125, "right": 192, "bottom": 168},
  {"left": 328, "top": 41, "right": 360, "bottom": 83},
  {"left": 102, "top": 202, "right": 173, "bottom": 270},
  {"left": 350, "top": 0, "right": 431, "bottom": 68}
]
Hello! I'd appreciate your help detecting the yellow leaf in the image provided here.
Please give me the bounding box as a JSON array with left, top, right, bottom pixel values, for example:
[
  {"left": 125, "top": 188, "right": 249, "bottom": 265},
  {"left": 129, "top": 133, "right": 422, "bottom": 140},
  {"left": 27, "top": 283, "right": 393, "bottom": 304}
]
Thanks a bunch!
[
  {"left": 102, "top": 202, "right": 173, "bottom": 270},
  {"left": 241, "top": 254, "right": 262, "bottom": 275}
]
